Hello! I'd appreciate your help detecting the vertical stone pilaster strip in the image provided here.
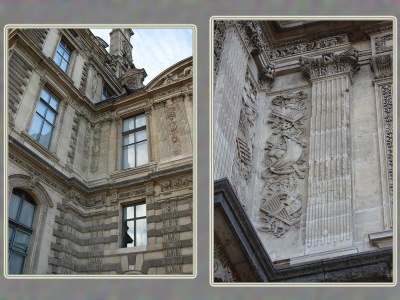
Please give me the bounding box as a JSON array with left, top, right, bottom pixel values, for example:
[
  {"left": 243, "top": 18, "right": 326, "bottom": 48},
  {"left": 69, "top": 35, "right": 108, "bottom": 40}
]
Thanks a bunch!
[{"left": 300, "top": 48, "right": 359, "bottom": 254}]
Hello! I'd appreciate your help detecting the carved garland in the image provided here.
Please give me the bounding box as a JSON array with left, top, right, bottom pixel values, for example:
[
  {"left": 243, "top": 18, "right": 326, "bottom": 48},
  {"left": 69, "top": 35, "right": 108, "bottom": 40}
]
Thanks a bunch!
[{"left": 258, "top": 91, "right": 308, "bottom": 237}]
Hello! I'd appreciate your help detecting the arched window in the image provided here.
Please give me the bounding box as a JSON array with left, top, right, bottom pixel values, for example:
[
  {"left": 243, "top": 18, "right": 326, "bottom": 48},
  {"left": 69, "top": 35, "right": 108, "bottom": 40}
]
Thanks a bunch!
[{"left": 8, "top": 189, "right": 36, "bottom": 274}]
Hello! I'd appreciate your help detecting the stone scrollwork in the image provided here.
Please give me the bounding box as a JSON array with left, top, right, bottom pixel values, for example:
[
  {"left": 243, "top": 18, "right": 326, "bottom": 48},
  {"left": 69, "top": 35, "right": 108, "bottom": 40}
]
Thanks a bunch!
[
  {"left": 239, "top": 21, "right": 266, "bottom": 55},
  {"left": 299, "top": 48, "right": 360, "bottom": 80},
  {"left": 268, "top": 35, "right": 348, "bottom": 59},
  {"left": 213, "top": 21, "right": 227, "bottom": 82},
  {"left": 258, "top": 91, "right": 308, "bottom": 237}
]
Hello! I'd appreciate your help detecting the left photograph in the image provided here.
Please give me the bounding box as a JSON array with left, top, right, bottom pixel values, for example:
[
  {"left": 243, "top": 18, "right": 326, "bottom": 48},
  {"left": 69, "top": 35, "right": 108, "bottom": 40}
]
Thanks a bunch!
[{"left": 6, "top": 26, "right": 195, "bottom": 276}]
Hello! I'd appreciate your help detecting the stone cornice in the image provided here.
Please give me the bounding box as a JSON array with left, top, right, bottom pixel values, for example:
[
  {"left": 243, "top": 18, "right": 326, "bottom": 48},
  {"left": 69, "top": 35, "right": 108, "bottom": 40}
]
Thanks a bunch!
[{"left": 9, "top": 136, "right": 192, "bottom": 196}]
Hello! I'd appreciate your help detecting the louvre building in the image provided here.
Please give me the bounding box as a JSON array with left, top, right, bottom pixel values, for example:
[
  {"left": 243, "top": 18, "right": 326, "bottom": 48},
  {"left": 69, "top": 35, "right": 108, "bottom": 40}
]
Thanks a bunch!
[
  {"left": 7, "top": 28, "right": 193, "bottom": 275},
  {"left": 213, "top": 19, "right": 394, "bottom": 282}
]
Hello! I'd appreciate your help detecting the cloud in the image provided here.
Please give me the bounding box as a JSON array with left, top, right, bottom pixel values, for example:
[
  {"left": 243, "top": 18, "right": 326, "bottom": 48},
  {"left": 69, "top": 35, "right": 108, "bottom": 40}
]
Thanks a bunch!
[{"left": 90, "top": 28, "right": 192, "bottom": 84}]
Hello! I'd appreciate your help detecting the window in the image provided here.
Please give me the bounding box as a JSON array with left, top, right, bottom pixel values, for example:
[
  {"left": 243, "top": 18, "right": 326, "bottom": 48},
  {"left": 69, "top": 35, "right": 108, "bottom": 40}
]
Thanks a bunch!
[
  {"left": 122, "top": 114, "right": 148, "bottom": 169},
  {"left": 8, "top": 189, "right": 36, "bottom": 274},
  {"left": 102, "top": 86, "right": 112, "bottom": 100},
  {"left": 122, "top": 202, "right": 147, "bottom": 247},
  {"left": 29, "top": 88, "right": 59, "bottom": 149},
  {"left": 53, "top": 39, "right": 72, "bottom": 72}
]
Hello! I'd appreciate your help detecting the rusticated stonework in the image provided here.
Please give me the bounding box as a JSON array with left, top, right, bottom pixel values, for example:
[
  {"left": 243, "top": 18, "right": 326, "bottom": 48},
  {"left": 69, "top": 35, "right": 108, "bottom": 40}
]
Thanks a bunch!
[{"left": 258, "top": 92, "right": 308, "bottom": 237}]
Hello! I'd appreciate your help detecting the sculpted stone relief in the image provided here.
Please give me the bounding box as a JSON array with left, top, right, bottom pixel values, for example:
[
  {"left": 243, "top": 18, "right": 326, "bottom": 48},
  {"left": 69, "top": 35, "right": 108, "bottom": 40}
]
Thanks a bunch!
[
  {"left": 299, "top": 48, "right": 359, "bottom": 80},
  {"left": 268, "top": 35, "right": 348, "bottom": 59},
  {"left": 214, "top": 238, "right": 239, "bottom": 282},
  {"left": 258, "top": 91, "right": 309, "bottom": 237},
  {"left": 239, "top": 21, "right": 266, "bottom": 55},
  {"left": 231, "top": 70, "right": 258, "bottom": 205},
  {"left": 375, "top": 34, "right": 393, "bottom": 54}
]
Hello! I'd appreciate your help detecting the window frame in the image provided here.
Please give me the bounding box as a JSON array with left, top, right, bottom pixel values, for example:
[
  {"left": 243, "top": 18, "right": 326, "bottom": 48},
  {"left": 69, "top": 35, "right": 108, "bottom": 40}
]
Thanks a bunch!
[
  {"left": 121, "top": 113, "right": 148, "bottom": 170},
  {"left": 28, "top": 87, "right": 60, "bottom": 150},
  {"left": 101, "top": 85, "right": 112, "bottom": 101},
  {"left": 8, "top": 189, "right": 36, "bottom": 275},
  {"left": 121, "top": 201, "right": 147, "bottom": 248},
  {"left": 53, "top": 38, "right": 72, "bottom": 72}
]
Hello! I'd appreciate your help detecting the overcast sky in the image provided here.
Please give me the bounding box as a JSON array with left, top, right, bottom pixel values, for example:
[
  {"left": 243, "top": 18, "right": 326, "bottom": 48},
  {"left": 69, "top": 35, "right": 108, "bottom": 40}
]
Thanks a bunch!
[{"left": 90, "top": 28, "right": 192, "bottom": 85}]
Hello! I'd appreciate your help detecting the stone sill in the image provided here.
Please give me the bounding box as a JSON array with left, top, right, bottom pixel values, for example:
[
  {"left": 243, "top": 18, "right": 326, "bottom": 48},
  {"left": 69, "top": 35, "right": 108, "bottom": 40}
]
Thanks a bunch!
[
  {"left": 110, "top": 162, "right": 157, "bottom": 180},
  {"left": 368, "top": 229, "right": 393, "bottom": 248},
  {"left": 21, "top": 131, "right": 60, "bottom": 163}
]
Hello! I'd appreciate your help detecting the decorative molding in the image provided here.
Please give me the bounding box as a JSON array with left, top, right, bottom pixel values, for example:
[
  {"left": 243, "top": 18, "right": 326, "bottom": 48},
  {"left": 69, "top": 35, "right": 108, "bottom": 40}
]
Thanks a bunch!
[
  {"left": 269, "top": 35, "right": 348, "bottom": 60},
  {"left": 118, "top": 188, "right": 146, "bottom": 199},
  {"left": 81, "top": 120, "right": 91, "bottom": 173},
  {"left": 370, "top": 53, "right": 392, "bottom": 79},
  {"left": 67, "top": 110, "right": 80, "bottom": 168},
  {"left": 258, "top": 64, "right": 275, "bottom": 91},
  {"left": 90, "top": 126, "right": 101, "bottom": 173},
  {"left": 299, "top": 48, "right": 360, "bottom": 81},
  {"left": 213, "top": 20, "right": 227, "bottom": 83},
  {"left": 375, "top": 34, "right": 393, "bottom": 54},
  {"left": 165, "top": 99, "right": 181, "bottom": 156},
  {"left": 159, "top": 174, "right": 193, "bottom": 193},
  {"left": 214, "top": 238, "right": 240, "bottom": 282}
]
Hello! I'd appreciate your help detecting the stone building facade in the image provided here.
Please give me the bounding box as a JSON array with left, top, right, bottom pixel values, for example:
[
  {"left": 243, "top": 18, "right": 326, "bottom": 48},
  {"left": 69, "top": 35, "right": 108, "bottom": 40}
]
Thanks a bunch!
[
  {"left": 213, "top": 19, "right": 393, "bottom": 282},
  {"left": 7, "top": 28, "right": 194, "bottom": 275}
]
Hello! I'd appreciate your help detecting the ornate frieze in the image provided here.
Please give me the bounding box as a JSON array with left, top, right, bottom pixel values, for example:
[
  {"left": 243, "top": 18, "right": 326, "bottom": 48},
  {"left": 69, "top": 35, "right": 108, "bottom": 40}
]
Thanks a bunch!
[
  {"left": 67, "top": 190, "right": 106, "bottom": 207},
  {"left": 159, "top": 174, "right": 193, "bottom": 192},
  {"left": 268, "top": 35, "right": 348, "bottom": 60},
  {"left": 258, "top": 91, "right": 308, "bottom": 237},
  {"left": 299, "top": 48, "right": 360, "bottom": 81},
  {"left": 118, "top": 188, "right": 146, "bottom": 199}
]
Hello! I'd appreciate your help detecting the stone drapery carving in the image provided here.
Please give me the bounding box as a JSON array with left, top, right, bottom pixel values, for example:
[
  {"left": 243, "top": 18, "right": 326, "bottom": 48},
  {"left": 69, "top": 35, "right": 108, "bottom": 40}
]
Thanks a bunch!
[
  {"left": 268, "top": 35, "right": 348, "bottom": 59},
  {"left": 375, "top": 34, "right": 393, "bottom": 54},
  {"left": 258, "top": 92, "right": 308, "bottom": 237},
  {"left": 299, "top": 48, "right": 360, "bottom": 81}
]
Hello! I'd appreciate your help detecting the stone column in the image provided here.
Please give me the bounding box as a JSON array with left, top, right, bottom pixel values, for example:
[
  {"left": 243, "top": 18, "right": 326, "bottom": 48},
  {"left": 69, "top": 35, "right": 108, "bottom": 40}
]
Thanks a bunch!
[{"left": 299, "top": 48, "right": 360, "bottom": 254}]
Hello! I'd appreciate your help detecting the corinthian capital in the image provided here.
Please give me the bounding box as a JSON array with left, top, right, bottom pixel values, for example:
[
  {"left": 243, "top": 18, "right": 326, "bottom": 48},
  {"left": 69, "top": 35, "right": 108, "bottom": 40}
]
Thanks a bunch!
[{"left": 299, "top": 47, "right": 360, "bottom": 81}]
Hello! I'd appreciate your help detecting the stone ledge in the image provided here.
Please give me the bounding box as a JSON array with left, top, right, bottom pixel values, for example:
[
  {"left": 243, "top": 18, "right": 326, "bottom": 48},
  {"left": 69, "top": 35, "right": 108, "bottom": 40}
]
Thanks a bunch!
[{"left": 368, "top": 229, "right": 393, "bottom": 248}]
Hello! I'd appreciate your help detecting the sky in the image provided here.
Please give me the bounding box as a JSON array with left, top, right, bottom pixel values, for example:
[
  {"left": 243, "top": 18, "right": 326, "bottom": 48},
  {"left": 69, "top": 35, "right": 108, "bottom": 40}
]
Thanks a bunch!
[{"left": 90, "top": 28, "right": 192, "bottom": 85}]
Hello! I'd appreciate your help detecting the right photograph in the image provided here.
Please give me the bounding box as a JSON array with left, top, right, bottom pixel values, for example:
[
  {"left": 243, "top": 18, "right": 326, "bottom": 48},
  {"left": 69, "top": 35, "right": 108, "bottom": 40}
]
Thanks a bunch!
[{"left": 212, "top": 17, "right": 395, "bottom": 284}]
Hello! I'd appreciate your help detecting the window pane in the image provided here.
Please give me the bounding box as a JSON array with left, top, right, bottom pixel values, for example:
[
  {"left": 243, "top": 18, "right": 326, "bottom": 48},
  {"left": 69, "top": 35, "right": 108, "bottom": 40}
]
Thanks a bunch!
[
  {"left": 135, "top": 130, "right": 147, "bottom": 142},
  {"left": 136, "top": 218, "right": 147, "bottom": 246},
  {"left": 41, "top": 89, "right": 50, "bottom": 102},
  {"left": 36, "top": 101, "right": 47, "bottom": 117},
  {"left": 54, "top": 53, "right": 62, "bottom": 66},
  {"left": 60, "top": 59, "right": 68, "bottom": 72},
  {"left": 44, "top": 110, "right": 55, "bottom": 124},
  {"left": 124, "top": 206, "right": 135, "bottom": 220},
  {"left": 122, "top": 145, "right": 135, "bottom": 169},
  {"left": 39, "top": 122, "right": 52, "bottom": 149},
  {"left": 136, "top": 141, "right": 148, "bottom": 166},
  {"left": 29, "top": 115, "right": 44, "bottom": 141},
  {"left": 13, "top": 230, "right": 30, "bottom": 252},
  {"left": 135, "top": 114, "right": 146, "bottom": 128},
  {"left": 9, "top": 193, "right": 21, "bottom": 221},
  {"left": 122, "top": 117, "right": 135, "bottom": 132},
  {"left": 19, "top": 200, "right": 35, "bottom": 228},
  {"left": 49, "top": 97, "right": 59, "bottom": 111},
  {"left": 63, "top": 51, "right": 70, "bottom": 61},
  {"left": 9, "top": 226, "right": 14, "bottom": 244},
  {"left": 8, "top": 252, "right": 25, "bottom": 274},
  {"left": 125, "top": 220, "right": 135, "bottom": 247},
  {"left": 122, "top": 133, "right": 135, "bottom": 146},
  {"left": 136, "top": 204, "right": 146, "bottom": 218}
]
